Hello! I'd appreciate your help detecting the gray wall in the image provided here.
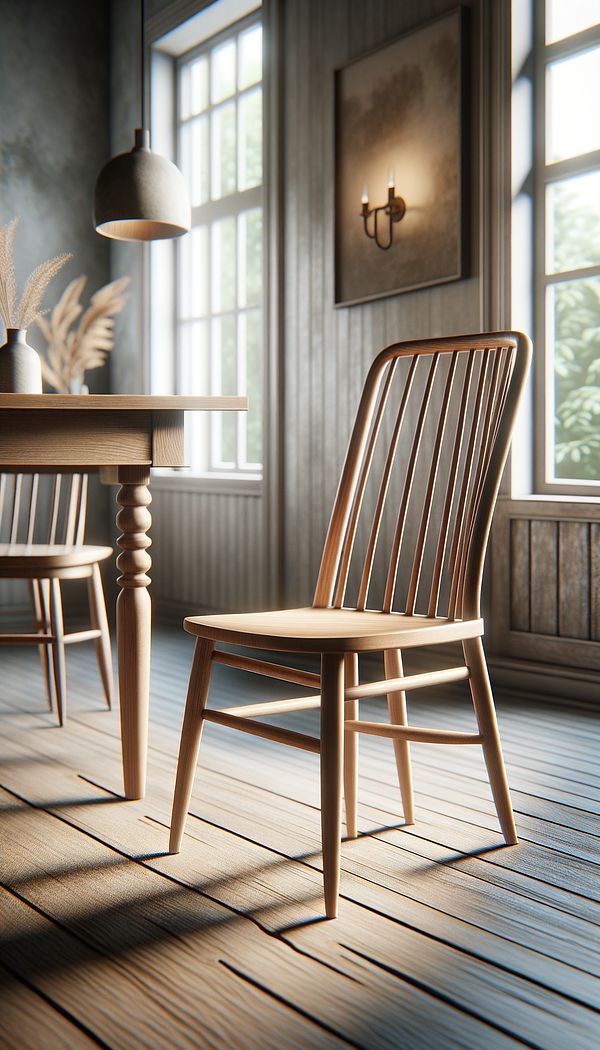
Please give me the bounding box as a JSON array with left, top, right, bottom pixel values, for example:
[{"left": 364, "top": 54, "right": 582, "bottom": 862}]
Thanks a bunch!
[{"left": 0, "top": 0, "right": 112, "bottom": 612}]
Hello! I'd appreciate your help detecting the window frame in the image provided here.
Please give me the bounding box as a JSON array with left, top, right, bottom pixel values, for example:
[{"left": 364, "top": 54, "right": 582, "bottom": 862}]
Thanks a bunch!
[
  {"left": 533, "top": 4, "right": 600, "bottom": 496},
  {"left": 149, "top": 4, "right": 267, "bottom": 487}
]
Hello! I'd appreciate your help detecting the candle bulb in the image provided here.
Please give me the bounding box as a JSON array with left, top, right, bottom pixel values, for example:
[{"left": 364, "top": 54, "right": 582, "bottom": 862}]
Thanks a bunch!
[{"left": 361, "top": 186, "right": 369, "bottom": 205}]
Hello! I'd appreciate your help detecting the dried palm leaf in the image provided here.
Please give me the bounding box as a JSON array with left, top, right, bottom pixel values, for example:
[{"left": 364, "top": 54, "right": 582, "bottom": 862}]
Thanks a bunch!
[
  {"left": 35, "top": 274, "right": 130, "bottom": 392},
  {"left": 17, "top": 253, "right": 71, "bottom": 329},
  {"left": 0, "top": 218, "right": 19, "bottom": 327}
]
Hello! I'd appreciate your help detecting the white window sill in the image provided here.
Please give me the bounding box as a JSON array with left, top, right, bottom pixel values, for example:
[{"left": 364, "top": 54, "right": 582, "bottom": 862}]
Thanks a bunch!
[
  {"left": 151, "top": 470, "right": 262, "bottom": 496},
  {"left": 499, "top": 492, "right": 600, "bottom": 506}
]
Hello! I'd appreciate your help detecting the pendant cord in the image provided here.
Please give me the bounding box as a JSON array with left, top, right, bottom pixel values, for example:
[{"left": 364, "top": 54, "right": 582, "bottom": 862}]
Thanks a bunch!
[{"left": 140, "top": 0, "right": 146, "bottom": 129}]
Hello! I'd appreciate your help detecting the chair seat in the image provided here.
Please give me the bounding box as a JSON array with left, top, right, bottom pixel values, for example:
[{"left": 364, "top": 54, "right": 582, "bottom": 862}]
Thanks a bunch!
[
  {"left": 184, "top": 606, "right": 484, "bottom": 653},
  {"left": 0, "top": 543, "right": 113, "bottom": 576}
]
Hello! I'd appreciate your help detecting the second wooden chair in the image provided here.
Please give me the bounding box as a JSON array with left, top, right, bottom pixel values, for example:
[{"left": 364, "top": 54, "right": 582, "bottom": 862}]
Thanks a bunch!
[{"left": 0, "top": 472, "right": 114, "bottom": 724}]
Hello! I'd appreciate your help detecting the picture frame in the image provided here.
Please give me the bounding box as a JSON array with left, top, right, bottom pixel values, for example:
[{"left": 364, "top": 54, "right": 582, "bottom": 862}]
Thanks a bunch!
[{"left": 334, "top": 7, "right": 468, "bottom": 307}]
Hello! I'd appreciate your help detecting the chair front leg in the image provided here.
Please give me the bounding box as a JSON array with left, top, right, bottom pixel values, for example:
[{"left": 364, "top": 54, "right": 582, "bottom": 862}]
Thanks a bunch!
[
  {"left": 169, "top": 638, "right": 215, "bottom": 853},
  {"left": 384, "top": 648, "right": 414, "bottom": 825},
  {"left": 320, "top": 651, "right": 345, "bottom": 919},
  {"left": 343, "top": 652, "right": 359, "bottom": 839},
  {"left": 463, "top": 636, "right": 517, "bottom": 845}
]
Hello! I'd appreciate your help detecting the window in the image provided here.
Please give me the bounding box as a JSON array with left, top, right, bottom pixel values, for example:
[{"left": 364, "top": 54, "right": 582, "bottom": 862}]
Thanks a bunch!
[
  {"left": 532, "top": 2, "right": 600, "bottom": 492},
  {"left": 151, "top": 8, "right": 264, "bottom": 478}
]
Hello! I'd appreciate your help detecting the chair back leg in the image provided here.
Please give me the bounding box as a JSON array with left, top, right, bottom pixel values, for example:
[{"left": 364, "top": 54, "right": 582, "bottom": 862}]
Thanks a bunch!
[
  {"left": 383, "top": 648, "right": 415, "bottom": 825},
  {"left": 169, "top": 638, "right": 215, "bottom": 853},
  {"left": 88, "top": 563, "right": 114, "bottom": 709},
  {"left": 49, "top": 578, "right": 67, "bottom": 727},
  {"left": 343, "top": 652, "right": 359, "bottom": 839},
  {"left": 463, "top": 636, "right": 518, "bottom": 844},
  {"left": 320, "top": 652, "right": 345, "bottom": 919}
]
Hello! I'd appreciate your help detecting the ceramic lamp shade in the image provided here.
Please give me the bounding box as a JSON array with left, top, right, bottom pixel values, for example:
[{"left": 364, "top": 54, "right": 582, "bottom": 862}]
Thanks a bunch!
[{"left": 94, "top": 129, "right": 191, "bottom": 242}]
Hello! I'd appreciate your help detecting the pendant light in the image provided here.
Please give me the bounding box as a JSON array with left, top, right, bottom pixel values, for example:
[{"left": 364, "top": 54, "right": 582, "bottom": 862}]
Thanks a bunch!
[{"left": 94, "top": 0, "right": 190, "bottom": 241}]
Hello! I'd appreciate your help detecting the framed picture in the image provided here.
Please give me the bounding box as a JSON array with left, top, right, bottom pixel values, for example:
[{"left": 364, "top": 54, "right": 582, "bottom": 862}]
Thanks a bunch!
[{"left": 334, "top": 8, "right": 467, "bottom": 307}]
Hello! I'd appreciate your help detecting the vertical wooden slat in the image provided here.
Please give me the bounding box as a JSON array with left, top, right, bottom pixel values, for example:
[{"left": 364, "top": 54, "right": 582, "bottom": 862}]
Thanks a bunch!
[
  {"left": 383, "top": 353, "right": 440, "bottom": 613},
  {"left": 558, "top": 521, "right": 590, "bottom": 639},
  {"left": 530, "top": 520, "right": 558, "bottom": 635},
  {"left": 356, "top": 355, "right": 419, "bottom": 610},
  {"left": 9, "top": 474, "right": 23, "bottom": 543},
  {"left": 332, "top": 359, "right": 398, "bottom": 608},
  {"left": 428, "top": 353, "right": 476, "bottom": 617},
  {"left": 25, "top": 474, "right": 40, "bottom": 544},
  {"left": 75, "top": 474, "right": 89, "bottom": 545},
  {"left": 447, "top": 352, "right": 491, "bottom": 617},
  {"left": 405, "top": 353, "right": 458, "bottom": 615},
  {"left": 590, "top": 523, "right": 600, "bottom": 642},
  {"left": 510, "top": 519, "right": 531, "bottom": 633},
  {"left": 453, "top": 349, "right": 506, "bottom": 616},
  {"left": 48, "top": 475, "right": 62, "bottom": 544},
  {"left": 0, "top": 474, "right": 7, "bottom": 540},
  {"left": 64, "top": 475, "right": 82, "bottom": 545}
]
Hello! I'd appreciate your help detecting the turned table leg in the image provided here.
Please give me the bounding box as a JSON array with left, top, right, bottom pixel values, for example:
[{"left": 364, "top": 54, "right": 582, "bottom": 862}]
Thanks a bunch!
[{"left": 116, "top": 467, "right": 152, "bottom": 799}]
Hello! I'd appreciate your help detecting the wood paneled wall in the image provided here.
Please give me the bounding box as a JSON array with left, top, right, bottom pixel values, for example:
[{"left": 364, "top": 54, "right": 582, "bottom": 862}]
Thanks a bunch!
[
  {"left": 491, "top": 499, "right": 600, "bottom": 671},
  {"left": 282, "top": 0, "right": 487, "bottom": 607},
  {"left": 150, "top": 485, "right": 267, "bottom": 614}
]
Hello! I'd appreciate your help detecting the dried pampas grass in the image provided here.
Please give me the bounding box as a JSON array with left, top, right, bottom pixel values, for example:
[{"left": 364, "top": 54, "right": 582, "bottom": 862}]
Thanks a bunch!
[
  {"left": 37, "top": 275, "right": 130, "bottom": 393},
  {"left": 0, "top": 217, "right": 71, "bottom": 330}
]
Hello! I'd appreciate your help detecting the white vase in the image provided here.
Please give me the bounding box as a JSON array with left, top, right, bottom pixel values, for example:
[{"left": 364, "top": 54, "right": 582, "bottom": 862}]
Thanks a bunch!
[{"left": 0, "top": 328, "right": 43, "bottom": 393}]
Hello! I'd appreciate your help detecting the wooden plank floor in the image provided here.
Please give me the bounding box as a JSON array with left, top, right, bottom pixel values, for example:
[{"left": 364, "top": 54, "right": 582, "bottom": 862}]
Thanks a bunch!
[{"left": 0, "top": 626, "right": 599, "bottom": 1049}]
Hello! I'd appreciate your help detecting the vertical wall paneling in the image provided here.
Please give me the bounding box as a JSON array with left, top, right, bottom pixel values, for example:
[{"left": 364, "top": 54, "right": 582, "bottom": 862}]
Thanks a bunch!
[
  {"left": 150, "top": 486, "right": 266, "bottom": 616},
  {"left": 558, "top": 521, "right": 590, "bottom": 640},
  {"left": 283, "top": 0, "right": 483, "bottom": 608},
  {"left": 492, "top": 500, "right": 600, "bottom": 671},
  {"left": 529, "top": 520, "right": 557, "bottom": 635},
  {"left": 509, "top": 519, "right": 530, "bottom": 633},
  {"left": 590, "top": 523, "right": 600, "bottom": 642}
]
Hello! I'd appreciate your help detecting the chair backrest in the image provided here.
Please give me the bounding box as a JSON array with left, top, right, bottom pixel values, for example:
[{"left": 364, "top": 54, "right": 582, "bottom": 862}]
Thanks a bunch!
[
  {"left": 0, "top": 473, "right": 89, "bottom": 546},
  {"left": 313, "top": 332, "right": 531, "bottom": 621}
]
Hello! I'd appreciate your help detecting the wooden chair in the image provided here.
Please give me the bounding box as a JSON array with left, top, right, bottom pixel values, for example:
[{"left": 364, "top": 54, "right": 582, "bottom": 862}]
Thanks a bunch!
[
  {"left": 0, "top": 473, "right": 114, "bottom": 725},
  {"left": 169, "top": 332, "right": 532, "bottom": 918}
]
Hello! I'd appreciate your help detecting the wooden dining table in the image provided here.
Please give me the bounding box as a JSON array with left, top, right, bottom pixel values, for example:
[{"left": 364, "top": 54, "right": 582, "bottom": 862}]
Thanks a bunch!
[{"left": 0, "top": 393, "right": 247, "bottom": 799}]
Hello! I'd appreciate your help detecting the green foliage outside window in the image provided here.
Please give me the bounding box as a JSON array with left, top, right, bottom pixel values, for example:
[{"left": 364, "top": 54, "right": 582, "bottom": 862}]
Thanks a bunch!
[{"left": 552, "top": 186, "right": 600, "bottom": 481}]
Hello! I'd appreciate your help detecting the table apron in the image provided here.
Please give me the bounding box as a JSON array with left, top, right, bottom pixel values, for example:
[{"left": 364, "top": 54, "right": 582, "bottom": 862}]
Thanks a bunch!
[{"left": 0, "top": 409, "right": 185, "bottom": 468}]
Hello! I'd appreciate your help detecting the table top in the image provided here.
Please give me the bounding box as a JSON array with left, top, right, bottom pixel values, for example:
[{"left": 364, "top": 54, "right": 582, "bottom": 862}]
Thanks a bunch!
[{"left": 0, "top": 394, "right": 247, "bottom": 411}]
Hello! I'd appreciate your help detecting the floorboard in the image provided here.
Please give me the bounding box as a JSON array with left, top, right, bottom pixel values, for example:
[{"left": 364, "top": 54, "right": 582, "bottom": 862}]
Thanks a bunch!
[{"left": 0, "top": 627, "right": 598, "bottom": 1049}]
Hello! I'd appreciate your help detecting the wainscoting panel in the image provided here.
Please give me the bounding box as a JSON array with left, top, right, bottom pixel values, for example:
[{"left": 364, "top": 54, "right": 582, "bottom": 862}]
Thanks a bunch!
[
  {"left": 149, "top": 485, "right": 267, "bottom": 617},
  {"left": 491, "top": 498, "right": 600, "bottom": 670}
]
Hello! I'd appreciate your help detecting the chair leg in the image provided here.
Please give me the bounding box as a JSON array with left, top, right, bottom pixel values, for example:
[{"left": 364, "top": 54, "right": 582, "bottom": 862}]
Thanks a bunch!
[
  {"left": 169, "top": 638, "right": 215, "bottom": 853},
  {"left": 320, "top": 652, "right": 344, "bottom": 919},
  {"left": 29, "top": 580, "right": 54, "bottom": 711},
  {"left": 463, "top": 636, "right": 518, "bottom": 845},
  {"left": 384, "top": 648, "right": 415, "bottom": 825},
  {"left": 343, "top": 652, "right": 359, "bottom": 839},
  {"left": 87, "top": 563, "right": 114, "bottom": 709},
  {"left": 49, "top": 578, "right": 67, "bottom": 727}
]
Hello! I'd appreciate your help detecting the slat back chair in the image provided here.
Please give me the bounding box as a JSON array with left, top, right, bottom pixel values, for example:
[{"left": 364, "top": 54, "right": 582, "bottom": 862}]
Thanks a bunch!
[
  {"left": 314, "top": 336, "right": 519, "bottom": 620},
  {"left": 0, "top": 472, "right": 113, "bottom": 724},
  {"left": 169, "top": 332, "right": 532, "bottom": 918},
  {"left": 0, "top": 472, "right": 88, "bottom": 547}
]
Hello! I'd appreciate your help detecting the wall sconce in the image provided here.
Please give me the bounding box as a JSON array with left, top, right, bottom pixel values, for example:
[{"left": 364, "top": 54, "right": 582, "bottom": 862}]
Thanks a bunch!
[{"left": 361, "top": 180, "right": 406, "bottom": 250}]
